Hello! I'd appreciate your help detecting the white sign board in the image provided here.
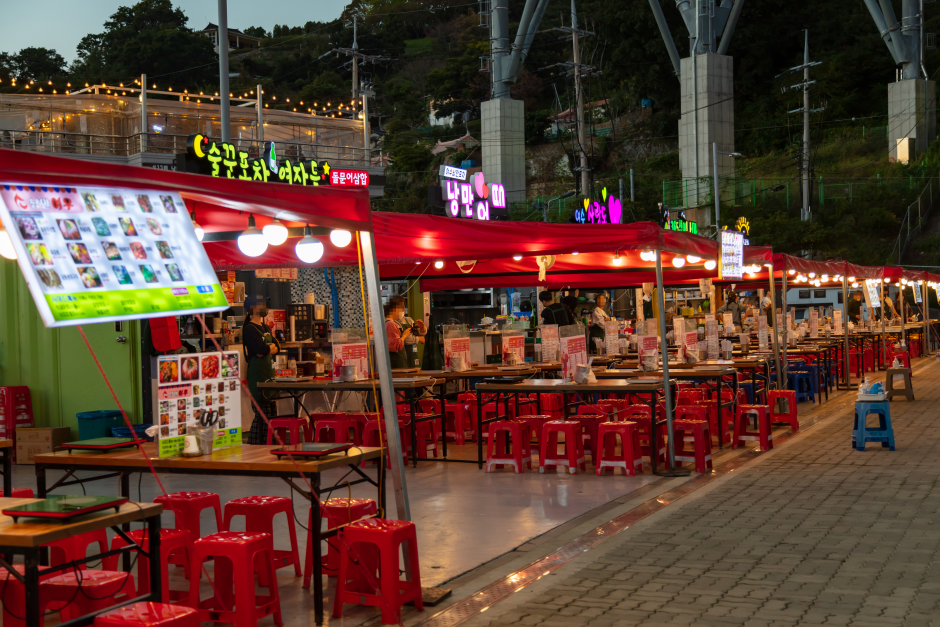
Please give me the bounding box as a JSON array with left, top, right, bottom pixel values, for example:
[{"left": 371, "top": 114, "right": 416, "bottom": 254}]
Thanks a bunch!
[{"left": 719, "top": 230, "right": 744, "bottom": 280}]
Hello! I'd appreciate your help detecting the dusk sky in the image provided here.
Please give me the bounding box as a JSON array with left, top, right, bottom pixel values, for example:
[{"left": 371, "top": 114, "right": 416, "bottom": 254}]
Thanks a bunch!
[{"left": 3, "top": 0, "right": 346, "bottom": 62}]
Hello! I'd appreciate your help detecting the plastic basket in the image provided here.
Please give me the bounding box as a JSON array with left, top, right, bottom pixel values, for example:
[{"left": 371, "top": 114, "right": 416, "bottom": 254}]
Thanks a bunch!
[
  {"left": 77, "top": 410, "right": 125, "bottom": 440},
  {"left": 111, "top": 424, "right": 154, "bottom": 443}
]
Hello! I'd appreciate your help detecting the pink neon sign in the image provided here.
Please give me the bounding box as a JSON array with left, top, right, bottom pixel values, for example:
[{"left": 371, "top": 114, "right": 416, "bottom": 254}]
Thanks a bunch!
[{"left": 442, "top": 172, "right": 506, "bottom": 221}]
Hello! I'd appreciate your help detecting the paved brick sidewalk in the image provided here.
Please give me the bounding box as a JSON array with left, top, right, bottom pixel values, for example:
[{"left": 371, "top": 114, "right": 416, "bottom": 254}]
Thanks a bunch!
[{"left": 470, "top": 360, "right": 940, "bottom": 627}]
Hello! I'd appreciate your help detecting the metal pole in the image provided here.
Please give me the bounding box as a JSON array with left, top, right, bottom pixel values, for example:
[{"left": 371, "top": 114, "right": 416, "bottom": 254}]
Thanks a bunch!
[
  {"left": 768, "top": 263, "right": 783, "bottom": 392},
  {"left": 654, "top": 249, "right": 678, "bottom": 472},
  {"left": 843, "top": 275, "right": 851, "bottom": 387},
  {"left": 630, "top": 168, "right": 635, "bottom": 202},
  {"left": 572, "top": 0, "right": 589, "bottom": 196},
  {"left": 901, "top": 283, "right": 907, "bottom": 345},
  {"left": 362, "top": 88, "right": 371, "bottom": 167},
  {"left": 922, "top": 279, "right": 928, "bottom": 354},
  {"left": 692, "top": 3, "right": 700, "bottom": 207},
  {"left": 218, "top": 0, "right": 231, "bottom": 142},
  {"left": 140, "top": 73, "right": 147, "bottom": 153},
  {"left": 802, "top": 30, "right": 810, "bottom": 222},
  {"left": 358, "top": 231, "right": 411, "bottom": 522},
  {"left": 713, "top": 142, "right": 720, "bottom": 235},
  {"left": 781, "top": 266, "right": 788, "bottom": 389},
  {"left": 256, "top": 84, "right": 263, "bottom": 142},
  {"left": 619, "top": 178, "right": 624, "bottom": 222},
  {"left": 881, "top": 277, "right": 886, "bottom": 366}
]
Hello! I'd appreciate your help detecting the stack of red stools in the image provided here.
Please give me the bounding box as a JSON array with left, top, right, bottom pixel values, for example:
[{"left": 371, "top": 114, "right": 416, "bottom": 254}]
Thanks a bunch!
[
  {"left": 313, "top": 412, "right": 361, "bottom": 445},
  {"left": 154, "top": 491, "right": 223, "bottom": 573},
  {"left": 0, "top": 386, "right": 35, "bottom": 462},
  {"left": 305, "top": 497, "right": 378, "bottom": 587}
]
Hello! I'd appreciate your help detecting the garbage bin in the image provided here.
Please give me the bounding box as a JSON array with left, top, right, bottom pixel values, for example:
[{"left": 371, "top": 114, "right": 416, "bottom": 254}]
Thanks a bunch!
[
  {"left": 77, "top": 410, "right": 124, "bottom": 440},
  {"left": 111, "top": 424, "right": 154, "bottom": 442}
]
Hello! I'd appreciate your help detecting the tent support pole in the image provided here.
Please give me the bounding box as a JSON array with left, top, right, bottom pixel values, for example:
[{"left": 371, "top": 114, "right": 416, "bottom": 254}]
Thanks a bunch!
[
  {"left": 881, "top": 278, "right": 887, "bottom": 366},
  {"left": 768, "top": 263, "right": 783, "bottom": 393},
  {"left": 358, "top": 230, "right": 411, "bottom": 523},
  {"left": 781, "top": 267, "right": 788, "bottom": 389},
  {"left": 654, "top": 249, "right": 688, "bottom": 476},
  {"left": 843, "top": 274, "right": 851, "bottom": 388}
]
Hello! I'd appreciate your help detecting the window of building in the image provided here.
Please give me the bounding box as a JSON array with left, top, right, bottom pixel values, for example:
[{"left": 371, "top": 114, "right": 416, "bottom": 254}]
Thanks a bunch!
[
  {"left": 799, "top": 290, "right": 810, "bottom": 299},
  {"left": 814, "top": 290, "right": 826, "bottom": 298}
]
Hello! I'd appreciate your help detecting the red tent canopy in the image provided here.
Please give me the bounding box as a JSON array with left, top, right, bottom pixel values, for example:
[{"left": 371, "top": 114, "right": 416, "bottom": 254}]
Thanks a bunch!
[{"left": 0, "top": 148, "right": 372, "bottom": 232}]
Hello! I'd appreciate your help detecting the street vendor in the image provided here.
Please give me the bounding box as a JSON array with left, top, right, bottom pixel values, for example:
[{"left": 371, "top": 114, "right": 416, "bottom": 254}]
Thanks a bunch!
[
  {"left": 589, "top": 293, "right": 611, "bottom": 352},
  {"left": 244, "top": 301, "right": 280, "bottom": 445},
  {"left": 385, "top": 295, "right": 424, "bottom": 368},
  {"left": 846, "top": 290, "right": 863, "bottom": 323},
  {"left": 760, "top": 296, "right": 774, "bottom": 327},
  {"left": 717, "top": 291, "right": 743, "bottom": 327},
  {"left": 538, "top": 290, "right": 574, "bottom": 326}
]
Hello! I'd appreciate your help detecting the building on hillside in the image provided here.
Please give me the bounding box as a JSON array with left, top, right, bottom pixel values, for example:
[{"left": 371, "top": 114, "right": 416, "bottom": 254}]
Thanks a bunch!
[
  {"left": 429, "top": 100, "right": 470, "bottom": 128},
  {"left": 548, "top": 99, "right": 609, "bottom": 134},
  {"left": 0, "top": 92, "right": 386, "bottom": 196},
  {"left": 198, "top": 23, "right": 262, "bottom": 53}
]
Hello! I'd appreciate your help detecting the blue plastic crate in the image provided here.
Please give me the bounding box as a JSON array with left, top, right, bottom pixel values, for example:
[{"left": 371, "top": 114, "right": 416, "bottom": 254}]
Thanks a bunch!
[
  {"left": 77, "top": 410, "right": 124, "bottom": 440},
  {"left": 111, "top": 424, "right": 154, "bottom": 442}
]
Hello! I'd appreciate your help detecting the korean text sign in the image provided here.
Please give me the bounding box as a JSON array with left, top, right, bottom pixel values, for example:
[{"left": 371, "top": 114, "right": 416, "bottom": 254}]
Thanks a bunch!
[
  {"left": 560, "top": 335, "right": 587, "bottom": 380},
  {"left": 0, "top": 184, "right": 228, "bottom": 327}
]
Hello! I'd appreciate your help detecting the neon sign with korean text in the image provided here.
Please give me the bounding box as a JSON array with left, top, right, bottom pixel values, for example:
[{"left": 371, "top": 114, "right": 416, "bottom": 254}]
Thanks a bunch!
[
  {"left": 329, "top": 169, "right": 369, "bottom": 187},
  {"left": 574, "top": 188, "right": 622, "bottom": 224},
  {"left": 441, "top": 171, "right": 506, "bottom": 221},
  {"left": 186, "top": 134, "right": 335, "bottom": 187}
]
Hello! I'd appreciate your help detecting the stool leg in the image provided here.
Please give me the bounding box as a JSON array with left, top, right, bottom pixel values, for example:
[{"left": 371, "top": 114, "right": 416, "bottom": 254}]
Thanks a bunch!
[{"left": 283, "top": 507, "right": 302, "bottom": 577}]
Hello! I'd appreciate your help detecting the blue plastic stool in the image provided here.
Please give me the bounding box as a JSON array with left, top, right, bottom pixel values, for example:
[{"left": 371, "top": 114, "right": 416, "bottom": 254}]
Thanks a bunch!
[
  {"left": 853, "top": 401, "right": 895, "bottom": 451},
  {"left": 738, "top": 381, "right": 765, "bottom": 405},
  {"left": 788, "top": 371, "right": 815, "bottom": 403}
]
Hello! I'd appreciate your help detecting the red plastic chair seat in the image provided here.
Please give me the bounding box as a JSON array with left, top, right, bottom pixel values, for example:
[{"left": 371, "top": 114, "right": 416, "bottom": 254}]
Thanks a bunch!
[{"left": 93, "top": 602, "right": 200, "bottom": 626}]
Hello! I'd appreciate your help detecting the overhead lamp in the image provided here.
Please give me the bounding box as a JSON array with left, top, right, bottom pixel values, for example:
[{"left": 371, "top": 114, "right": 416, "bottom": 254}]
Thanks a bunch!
[
  {"left": 295, "top": 225, "right": 324, "bottom": 263},
  {"left": 788, "top": 269, "right": 796, "bottom": 275},
  {"left": 884, "top": 277, "right": 891, "bottom": 283},
  {"left": 809, "top": 272, "right": 816, "bottom": 278},
  {"left": 329, "top": 229, "right": 352, "bottom": 248},
  {"left": 0, "top": 225, "right": 17, "bottom": 260},
  {"left": 686, "top": 255, "right": 701, "bottom": 263},
  {"left": 190, "top": 211, "right": 204, "bottom": 242},
  {"left": 612, "top": 252, "right": 623, "bottom": 266},
  {"left": 814, "top": 280, "right": 821, "bottom": 287},
  {"left": 237, "top": 214, "right": 268, "bottom": 257},
  {"left": 571, "top": 251, "right": 579, "bottom": 255},
  {"left": 852, "top": 282, "right": 859, "bottom": 288},
  {"left": 672, "top": 256, "right": 686, "bottom": 268},
  {"left": 262, "top": 219, "right": 289, "bottom": 246},
  {"left": 639, "top": 249, "right": 655, "bottom": 262},
  {"left": 704, "top": 259, "right": 717, "bottom": 270},
  {"left": 512, "top": 255, "right": 523, "bottom": 261},
  {"left": 822, "top": 274, "right": 828, "bottom": 282},
  {"left": 434, "top": 260, "right": 444, "bottom": 269}
]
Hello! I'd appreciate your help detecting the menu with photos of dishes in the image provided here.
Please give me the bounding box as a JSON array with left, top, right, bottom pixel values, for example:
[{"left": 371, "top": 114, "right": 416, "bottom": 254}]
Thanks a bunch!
[
  {"left": 0, "top": 184, "right": 228, "bottom": 327},
  {"left": 559, "top": 334, "right": 587, "bottom": 380},
  {"left": 155, "top": 351, "right": 242, "bottom": 457}
]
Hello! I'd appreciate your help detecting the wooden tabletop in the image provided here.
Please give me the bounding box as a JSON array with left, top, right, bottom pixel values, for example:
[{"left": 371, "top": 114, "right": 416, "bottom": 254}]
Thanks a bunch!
[
  {"left": 259, "top": 378, "right": 444, "bottom": 391},
  {"left": 0, "top": 440, "right": 11, "bottom": 450},
  {"left": 476, "top": 378, "right": 668, "bottom": 394},
  {"left": 0, "top": 498, "right": 162, "bottom": 548},
  {"left": 34, "top": 444, "right": 383, "bottom": 474},
  {"left": 392, "top": 368, "right": 538, "bottom": 379}
]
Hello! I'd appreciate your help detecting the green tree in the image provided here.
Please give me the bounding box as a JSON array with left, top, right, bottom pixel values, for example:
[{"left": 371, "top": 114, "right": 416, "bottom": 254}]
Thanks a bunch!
[
  {"left": 243, "top": 26, "right": 268, "bottom": 39},
  {"left": 11, "top": 47, "right": 67, "bottom": 80}
]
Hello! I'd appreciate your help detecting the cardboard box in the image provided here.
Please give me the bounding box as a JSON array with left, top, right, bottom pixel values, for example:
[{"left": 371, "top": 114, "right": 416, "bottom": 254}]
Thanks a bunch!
[{"left": 15, "top": 427, "right": 71, "bottom": 464}]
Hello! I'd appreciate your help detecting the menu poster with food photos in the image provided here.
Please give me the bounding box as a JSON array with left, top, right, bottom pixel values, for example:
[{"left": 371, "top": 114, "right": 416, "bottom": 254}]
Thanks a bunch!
[
  {"left": 155, "top": 351, "right": 242, "bottom": 457},
  {"left": 0, "top": 184, "right": 228, "bottom": 328}
]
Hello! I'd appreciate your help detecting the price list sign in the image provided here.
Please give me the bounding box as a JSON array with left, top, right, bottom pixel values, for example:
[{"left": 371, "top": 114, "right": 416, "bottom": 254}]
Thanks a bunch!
[{"left": 0, "top": 184, "right": 227, "bottom": 327}]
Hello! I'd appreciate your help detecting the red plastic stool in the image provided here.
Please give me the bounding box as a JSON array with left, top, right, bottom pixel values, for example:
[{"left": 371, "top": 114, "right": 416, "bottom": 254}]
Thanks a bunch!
[
  {"left": 187, "top": 532, "right": 283, "bottom": 627},
  {"left": 621, "top": 404, "right": 652, "bottom": 420},
  {"left": 734, "top": 405, "right": 773, "bottom": 450},
  {"left": 571, "top": 413, "right": 606, "bottom": 460},
  {"left": 539, "top": 421, "right": 586, "bottom": 474},
  {"left": 0, "top": 565, "right": 57, "bottom": 627},
  {"left": 595, "top": 421, "right": 643, "bottom": 476},
  {"left": 314, "top": 415, "right": 360, "bottom": 445},
  {"left": 444, "top": 402, "right": 475, "bottom": 444},
  {"left": 676, "top": 389, "right": 706, "bottom": 405},
  {"left": 93, "top": 602, "right": 200, "bottom": 626},
  {"left": 332, "top": 519, "right": 423, "bottom": 625},
  {"left": 154, "top": 492, "right": 223, "bottom": 540},
  {"left": 406, "top": 414, "right": 440, "bottom": 460},
  {"left": 304, "top": 498, "right": 378, "bottom": 587},
  {"left": 42, "top": 570, "right": 136, "bottom": 622},
  {"left": 348, "top": 412, "right": 378, "bottom": 444},
  {"left": 0, "top": 488, "right": 33, "bottom": 497},
  {"left": 597, "top": 399, "right": 629, "bottom": 421},
  {"left": 417, "top": 398, "right": 440, "bottom": 415},
  {"left": 672, "top": 419, "right": 713, "bottom": 473},
  {"left": 485, "top": 420, "right": 532, "bottom": 473},
  {"left": 519, "top": 414, "right": 552, "bottom": 448},
  {"left": 631, "top": 415, "right": 667, "bottom": 463},
  {"left": 266, "top": 417, "right": 311, "bottom": 445},
  {"left": 692, "top": 400, "right": 721, "bottom": 442},
  {"left": 104, "top": 529, "right": 193, "bottom": 602},
  {"left": 768, "top": 390, "right": 799, "bottom": 433},
  {"left": 44, "top": 528, "right": 108, "bottom": 569},
  {"left": 362, "top": 419, "right": 409, "bottom": 468},
  {"left": 222, "top": 496, "right": 301, "bottom": 582}
]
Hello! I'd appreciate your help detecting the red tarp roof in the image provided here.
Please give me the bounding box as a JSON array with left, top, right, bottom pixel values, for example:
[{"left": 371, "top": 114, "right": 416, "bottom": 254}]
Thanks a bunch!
[{"left": 0, "top": 148, "right": 373, "bottom": 232}]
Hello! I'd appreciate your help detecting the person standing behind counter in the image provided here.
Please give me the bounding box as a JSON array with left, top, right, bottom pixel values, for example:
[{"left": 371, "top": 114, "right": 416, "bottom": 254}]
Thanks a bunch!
[
  {"left": 589, "top": 293, "right": 611, "bottom": 352},
  {"left": 243, "top": 303, "right": 280, "bottom": 445},
  {"left": 385, "top": 295, "right": 425, "bottom": 368},
  {"left": 717, "top": 292, "right": 743, "bottom": 327},
  {"left": 539, "top": 290, "right": 574, "bottom": 326}
]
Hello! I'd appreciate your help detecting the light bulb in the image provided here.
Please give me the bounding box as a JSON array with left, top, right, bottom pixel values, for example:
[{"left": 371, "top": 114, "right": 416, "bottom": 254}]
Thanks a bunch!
[
  {"left": 434, "top": 260, "right": 444, "bottom": 269},
  {"left": 237, "top": 214, "right": 268, "bottom": 257},
  {"left": 847, "top": 276, "right": 856, "bottom": 283},
  {"left": 852, "top": 282, "right": 859, "bottom": 288},
  {"left": 262, "top": 219, "right": 288, "bottom": 245},
  {"left": 809, "top": 272, "right": 816, "bottom": 278},
  {"left": 193, "top": 222, "right": 205, "bottom": 242},
  {"left": 512, "top": 255, "right": 522, "bottom": 261},
  {"left": 612, "top": 253, "right": 623, "bottom": 266},
  {"left": 0, "top": 226, "right": 16, "bottom": 260},
  {"left": 329, "top": 229, "right": 352, "bottom": 248},
  {"left": 295, "top": 225, "right": 324, "bottom": 263},
  {"left": 822, "top": 274, "right": 828, "bottom": 282},
  {"left": 672, "top": 256, "right": 686, "bottom": 268},
  {"left": 884, "top": 277, "right": 890, "bottom": 283},
  {"left": 571, "top": 251, "right": 579, "bottom": 255},
  {"left": 704, "top": 260, "right": 717, "bottom": 270},
  {"left": 788, "top": 269, "right": 796, "bottom": 275},
  {"left": 686, "top": 255, "right": 701, "bottom": 263}
]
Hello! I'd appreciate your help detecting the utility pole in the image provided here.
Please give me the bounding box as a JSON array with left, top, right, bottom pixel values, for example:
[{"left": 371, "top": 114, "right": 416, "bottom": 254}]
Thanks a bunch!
[
  {"left": 351, "top": 16, "right": 358, "bottom": 118},
  {"left": 256, "top": 84, "right": 263, "bottom": 142},
  {"left": 571, "top": 0, "right": 589, "bottom": 196},
  {"left": 218, "top": 0, "right": 230, "bottom": 142},
  {"left": 140, "top": 73, "right": 147, "bottom": 153},
  {"left": 630, "top": 168, "right": 635, "bottom": 202}
]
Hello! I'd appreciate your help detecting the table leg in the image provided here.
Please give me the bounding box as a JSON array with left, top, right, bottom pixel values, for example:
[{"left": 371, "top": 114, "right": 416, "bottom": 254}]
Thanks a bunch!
[
  {"left": 148, "top": 512, "right": 163, "bottom": 602},
  {"left": 409, "top": 389, "right": 418, "bottom": 468},
  {"left": 2, "top": 446, "right": 10, "bottom": 497},
  {"left": 25, "top": 547, "right": 40, "bottom": 627},
  {"left": 716, "top": 377, "right": 723, "bottom": 449},
  {"left": 121, "top": 472, "right": 131, "bottom": 572},
  {"left": 438, "top": 383, "right": 448, "bottom": 460},
  {"left": 312, "top": 478, "right": 324, "bottom": 626},
  {"left": 35, "top": 465, "right": 46, "bottom": 498},
  {"left": 650, "top": 396, "right": 658, "bottom": 474},
  {"left": 476, "top": 389, "right": 484, "bottom": 469}
]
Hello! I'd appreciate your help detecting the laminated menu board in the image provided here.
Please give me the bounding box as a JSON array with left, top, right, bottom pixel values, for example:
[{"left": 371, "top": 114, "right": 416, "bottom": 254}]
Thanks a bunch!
[
  {"left": 0, "top": 184, "right": 227, "bottom": 327},
  {"left": 443, "top": 325, "right": 471, "bottom": 371},
  {"left": 155, "top": 351, "right": 242, "bottom": 457},
  {"left": 540, "top": 324, "right": 559, "bottom": 361},
  {"left": 809, "top": 308, "right": 819, "bottom": 337},
  {"left": 758, "top": 315, "right": 768, "bottom": 350},
  {"left": 331, "top": 329, "right": 370, "bottom": 381},
  {"left": 559, "top": 326, "right": 587, "bottom": 380},
  {"left": 502, "top": 331, "right": 525, "bottom": 364},
  {"left": 604, "top": 320, "right": 620, "bottom": 355}
]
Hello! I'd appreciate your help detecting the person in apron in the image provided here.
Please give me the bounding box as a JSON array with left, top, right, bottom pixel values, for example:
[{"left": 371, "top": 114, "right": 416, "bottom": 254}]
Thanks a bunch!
[
  {"left": 243, "top": 303, "right": 280, "bottom": 444},
  {"left": 385, "top": 296, "right": 420, "bottom": 368},
  {"left": 589, "top": 293, "right": 610, "bottom": 353}
]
